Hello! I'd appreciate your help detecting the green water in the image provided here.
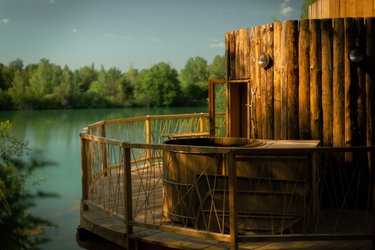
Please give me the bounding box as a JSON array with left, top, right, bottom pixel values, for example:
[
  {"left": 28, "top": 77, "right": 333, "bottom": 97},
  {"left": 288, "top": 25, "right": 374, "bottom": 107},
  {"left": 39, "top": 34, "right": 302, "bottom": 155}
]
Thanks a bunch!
[{"left": 0, "top": 106, "right": 207, "bottom": 250}]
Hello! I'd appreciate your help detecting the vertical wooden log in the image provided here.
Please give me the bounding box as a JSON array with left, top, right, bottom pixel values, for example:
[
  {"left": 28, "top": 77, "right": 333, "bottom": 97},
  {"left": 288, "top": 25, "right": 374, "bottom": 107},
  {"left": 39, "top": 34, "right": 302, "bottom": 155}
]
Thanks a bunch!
[
  {"left": 260, "top": 24, "right": 267, "bottom": 139},
  {"left": 199, "top": 113, "right": 205, "bottom": 134},
  {"left": 225, "top": 32, "right": 230, "bottom": 137},
  {"left": 310, "top": 19, "right": 323, "bottom": 142},
  {"left": 344, "top": 18, "right": 356, "bottom": 150},
  {"left": 287, "top": 20, "right": 299, "bottom": 139},
  {"left": 322, "top": 19, "right": 334, "bottom": 146},
  {"left": 340, "top": 0, "right": 346, "bottom": 17},
  {"left": 366, "top": 18, "right": 375, "bottom": 146},
  {"left": 226, "top": 31, "right": 237, "bottom": 137},
  {"left": 250, "top": 27, "right": 256, "bottom": 138},
  {"left": 330, "top": 0, "right": 340, "bottom": 18},
  {"left": 273, "top": 22, "right": 282, "bottom": 140},
  {"left": 145, "top": 116, "right": 152, "bottom": 166},
  {"left": 227, "top": 151, "right": 238, "bottom": 250},
  {"left": 100, "top": 123, "right": 108, "bottom": 176},
  {"left": 333, "top": 18, "right": 345, "bottom": 147},
  {"left": 266, "top": 23, "right": 274, "bottom": 139},
  {"left": 280, "top": 21, "right": 288, "bottom": 140},
  {"left": 299, "top": 19, "right": 311, "bottom": 140},
  {"left": 208, "top": 80, "right": 215, "bottom": 137},
  {"left": 254, "top": 26, "right": 262, "bottom": 139},
  {"left": 355, "top": 18, "right": 367, "bottom": 147},
  {"left": 80, "top": 136, "right": 88, "bottom": 211}
]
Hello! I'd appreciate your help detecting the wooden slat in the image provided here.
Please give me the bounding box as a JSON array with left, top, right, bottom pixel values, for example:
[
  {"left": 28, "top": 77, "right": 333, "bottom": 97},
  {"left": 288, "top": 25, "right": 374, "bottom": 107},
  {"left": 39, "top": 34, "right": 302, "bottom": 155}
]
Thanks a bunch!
[
  {"left": 273, "top": 22, "right": 282, "bottom": 140},
  {"left": 309, "top": 19, "right": 323, "bottom": 142},
  {"left": 280, "top": 21, "right": 288, "bottom": 140},
  {"left": 298, "top": 19, "right": 311, "bottom": 140},
  {"left": 266, "top": 23, "right": 274, "bottom": 139},
  {"left": 333, "top": 18, "right": 345, "bottom": 147},
  {"left": 286, "top": 20, "right": 299, "bottom": 139},
  {"left": 254, "top": 26, "right": 262, "bottom": 139},
  {"left": 260, "top": 24, "right": 267, "bottom": 139},
  {"left": 321, "top": 19, "right": 334, "bottom": 146}
]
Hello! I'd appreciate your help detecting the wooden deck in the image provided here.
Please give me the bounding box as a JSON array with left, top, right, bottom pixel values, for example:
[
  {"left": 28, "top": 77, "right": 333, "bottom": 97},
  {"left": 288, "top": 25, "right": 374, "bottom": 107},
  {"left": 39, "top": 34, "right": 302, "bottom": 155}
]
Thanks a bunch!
[
  {"left": 78, "top": 169, "right": 372, "bottom": 250},
  {"left": 79, "top": 205, "right": 371, "bottom": 250}
]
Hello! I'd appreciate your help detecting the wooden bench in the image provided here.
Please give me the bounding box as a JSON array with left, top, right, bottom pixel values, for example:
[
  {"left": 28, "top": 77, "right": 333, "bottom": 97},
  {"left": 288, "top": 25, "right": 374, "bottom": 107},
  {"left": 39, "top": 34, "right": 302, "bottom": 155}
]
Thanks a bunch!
[{"left": 162, "top": 132, "right": 210, "bottom": 140}]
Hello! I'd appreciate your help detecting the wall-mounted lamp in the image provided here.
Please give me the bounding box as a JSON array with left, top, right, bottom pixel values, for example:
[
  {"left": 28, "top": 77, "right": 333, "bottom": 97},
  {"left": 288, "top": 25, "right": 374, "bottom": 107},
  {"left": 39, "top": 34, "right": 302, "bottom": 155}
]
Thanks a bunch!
[
  {"left": 258, "top": 52, "right": 270, "bottom": 68},
  {"left": 349, "top": 48, "right": 364, "bottom": 63}
]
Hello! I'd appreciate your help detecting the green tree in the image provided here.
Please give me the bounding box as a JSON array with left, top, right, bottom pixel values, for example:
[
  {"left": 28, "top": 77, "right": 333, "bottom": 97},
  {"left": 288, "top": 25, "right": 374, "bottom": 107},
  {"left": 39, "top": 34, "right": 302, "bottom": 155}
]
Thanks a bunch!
[
  {"left": 75, "top": 63, "right": 97, "bottom": 93},
  {"left": 179, "top": 57, "right": 209, "bottom": 105},
  {"left": 53, "top": 65, "right": 73, "bottom": 107},
  {"left": 208, "top": 55, "right": 225, "bottom": 80},
  {"left": 8, "top": 70, "right": 29, "bottom": 108},
  {"left": 88, "top": 66, "right": 125, "bottom": 106},
  {"left": 0, "top": 121, "right": 55, "bottom": 250},
  {"left": 28, "top": 59, "right": 62, "bottom": 107},
  {"left": 135, "top": 62, "right": 180, "bottom": 107}
]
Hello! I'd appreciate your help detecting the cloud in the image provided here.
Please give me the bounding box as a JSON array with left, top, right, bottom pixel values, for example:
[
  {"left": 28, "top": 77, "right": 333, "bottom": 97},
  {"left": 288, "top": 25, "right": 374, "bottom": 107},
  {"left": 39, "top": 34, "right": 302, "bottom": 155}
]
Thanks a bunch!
[
  {"left": 1, "top": 18, "right": 9, "bottom": 24},
  {"left": 49, "top": 0, "right": 56, "bottom": 4},
  {"left": 280, "top": 6, "right": 294, "bottom": 15},
  {"left": 147, "top": 36, "right": 161, "bottom": 43},
  {"left": 209, "top": 42, "right": 225, "bottom": 49},
  {"left": 72, "top": 28, "right": 78, "bottom": 33}
]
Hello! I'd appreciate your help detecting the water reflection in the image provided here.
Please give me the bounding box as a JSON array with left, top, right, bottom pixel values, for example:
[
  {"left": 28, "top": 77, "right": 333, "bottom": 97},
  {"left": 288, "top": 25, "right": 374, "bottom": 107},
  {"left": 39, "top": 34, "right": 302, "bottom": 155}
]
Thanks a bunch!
[{"left": 0, "top": 106, "right": 206, "bottom": 250}]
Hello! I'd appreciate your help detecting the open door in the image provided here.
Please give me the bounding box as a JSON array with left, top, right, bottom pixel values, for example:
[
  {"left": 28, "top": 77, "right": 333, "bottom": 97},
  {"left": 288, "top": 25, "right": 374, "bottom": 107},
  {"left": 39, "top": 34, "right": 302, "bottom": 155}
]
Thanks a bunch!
[
  {"left": 208, "top": 79, "right": 226, "bottom": 137},
  {"left": 226, "top": 79, "right": 251, "bottom": 138}
]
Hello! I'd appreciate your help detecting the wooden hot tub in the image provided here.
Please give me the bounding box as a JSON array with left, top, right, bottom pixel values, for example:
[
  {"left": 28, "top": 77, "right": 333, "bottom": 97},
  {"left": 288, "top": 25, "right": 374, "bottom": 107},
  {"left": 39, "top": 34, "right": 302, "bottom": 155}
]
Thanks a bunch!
[{"left": 162, "top": 138, "right": 320, "bottom": 234}]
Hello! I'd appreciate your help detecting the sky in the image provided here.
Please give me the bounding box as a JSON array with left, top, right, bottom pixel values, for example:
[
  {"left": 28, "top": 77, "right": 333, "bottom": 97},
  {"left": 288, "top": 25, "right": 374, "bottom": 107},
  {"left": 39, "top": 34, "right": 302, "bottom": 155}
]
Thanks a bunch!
[{"left": 0, "top": 0, "right": 303, "bottom": 71}]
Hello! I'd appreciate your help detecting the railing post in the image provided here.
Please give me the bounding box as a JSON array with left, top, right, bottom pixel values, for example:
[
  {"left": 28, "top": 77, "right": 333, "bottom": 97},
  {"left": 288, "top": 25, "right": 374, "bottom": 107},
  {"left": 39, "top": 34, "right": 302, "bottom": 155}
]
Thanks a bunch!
[
  {"left": 100, "top": 123, "right": 108, "bottom": 176},
  {"left": 123, "top": 144, "right": 133, "bottom": 249},
  {"left": 227, "top": 151, "right": 238, "bottom": 250},
  {"left": 145, "top": 115, "right": 152, "bottom": 166},
  {"left": 199, "top": 113, "right": 205, "bottom": 134},
  {"left": 80, "top": 135, "right": 89, "bottom": 211}
]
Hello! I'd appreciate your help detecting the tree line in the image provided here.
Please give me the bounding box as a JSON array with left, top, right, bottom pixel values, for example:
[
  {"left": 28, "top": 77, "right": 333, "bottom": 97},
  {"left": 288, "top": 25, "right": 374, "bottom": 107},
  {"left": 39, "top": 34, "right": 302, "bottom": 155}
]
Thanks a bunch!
[{"left": 0, "top": 55, "right": 225, "bottom": 110}]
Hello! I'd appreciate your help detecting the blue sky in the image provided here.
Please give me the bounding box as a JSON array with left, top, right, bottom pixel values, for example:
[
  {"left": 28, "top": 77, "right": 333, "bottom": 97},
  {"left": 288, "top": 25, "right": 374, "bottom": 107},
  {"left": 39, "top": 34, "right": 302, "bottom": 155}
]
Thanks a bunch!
[{"left": 0, "top": 0, "right": 303, "bottom": 71}]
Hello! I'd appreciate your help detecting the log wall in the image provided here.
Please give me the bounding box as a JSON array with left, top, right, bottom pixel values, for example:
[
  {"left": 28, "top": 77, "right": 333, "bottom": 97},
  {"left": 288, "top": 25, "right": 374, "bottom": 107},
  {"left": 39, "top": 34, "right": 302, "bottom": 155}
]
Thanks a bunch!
[
  {"left": 225, "top": 18, "right": 375, "bottom": 147},
  {"left": 308, "top": 0, "right": 375, "bottom": 19}
]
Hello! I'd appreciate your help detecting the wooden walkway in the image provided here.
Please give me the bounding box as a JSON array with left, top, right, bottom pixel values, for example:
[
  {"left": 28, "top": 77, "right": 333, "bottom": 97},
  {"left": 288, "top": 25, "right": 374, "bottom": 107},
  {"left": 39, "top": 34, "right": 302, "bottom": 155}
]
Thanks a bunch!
[
  {"left": 78, "top": 169, "right": 372, "bottom": 250},
  {"left": 79, "top": 205, "right": 371, "bottom": 249}
]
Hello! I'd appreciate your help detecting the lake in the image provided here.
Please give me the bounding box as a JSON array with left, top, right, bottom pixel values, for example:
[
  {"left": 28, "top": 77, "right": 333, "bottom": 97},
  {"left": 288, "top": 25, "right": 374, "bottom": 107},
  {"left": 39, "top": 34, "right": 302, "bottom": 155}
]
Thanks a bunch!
[{"left": 0, "top": 106, "right": 207, "bottom": 250}]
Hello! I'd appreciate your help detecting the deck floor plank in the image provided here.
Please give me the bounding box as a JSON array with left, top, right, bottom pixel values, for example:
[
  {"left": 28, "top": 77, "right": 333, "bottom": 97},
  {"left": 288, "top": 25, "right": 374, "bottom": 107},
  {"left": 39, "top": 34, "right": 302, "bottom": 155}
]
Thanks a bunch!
[{"left": 80, "top": 167, "right": 372, "bottom": 250}]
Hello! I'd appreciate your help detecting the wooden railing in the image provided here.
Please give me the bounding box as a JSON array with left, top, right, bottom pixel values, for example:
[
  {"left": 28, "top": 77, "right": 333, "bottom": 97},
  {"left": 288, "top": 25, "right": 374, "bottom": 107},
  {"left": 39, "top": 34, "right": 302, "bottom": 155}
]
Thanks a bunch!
[{"left": 80, "top": 113, "right": 375, "bottom": 250}]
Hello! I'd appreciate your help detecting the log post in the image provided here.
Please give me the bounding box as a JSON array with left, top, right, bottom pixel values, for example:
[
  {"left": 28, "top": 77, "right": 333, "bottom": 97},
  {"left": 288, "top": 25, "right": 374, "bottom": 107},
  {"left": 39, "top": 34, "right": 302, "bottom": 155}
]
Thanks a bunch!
[
  {"left": 80, "top": 135, "right": 89, "bottom": 211},
  {"left": 333, "top": 18, "right": 345, "bottom": 147},
  {"left": 273, "top": 22, "right": 282, "bottom": 140},
  {"left": 322, "top": 19, "right": 333, "bottom": 146},
  {"left": 310, "top": 19, "right": 323, "bottom": 143},
  {"left": 286, "top": 20, "right": 299, "bottom": 139},
  {"left": 299, "top": 19, "right": 311, "bottom": 140},
  {"left": 266, "top": 23, "right": 274, "bottom": 139}
]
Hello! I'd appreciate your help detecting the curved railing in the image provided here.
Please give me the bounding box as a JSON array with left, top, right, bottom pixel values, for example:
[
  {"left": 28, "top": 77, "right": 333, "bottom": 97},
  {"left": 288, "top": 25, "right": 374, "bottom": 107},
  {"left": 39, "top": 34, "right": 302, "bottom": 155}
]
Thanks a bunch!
[{"left": 80, "top": 113, "right": 375, "bottom": 249}]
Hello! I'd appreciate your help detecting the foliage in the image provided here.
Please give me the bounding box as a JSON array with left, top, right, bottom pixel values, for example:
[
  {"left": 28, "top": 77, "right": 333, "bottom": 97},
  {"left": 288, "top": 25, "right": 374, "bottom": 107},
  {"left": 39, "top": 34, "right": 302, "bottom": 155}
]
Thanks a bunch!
[
  {"left": 135, "top": 62, "right": 181, "bottom": 107},
  {"left": 179, "top": 56, "right": 209, "bottom": 105},
  {"left": 300, "top": 0, "right": 318, "bottom": 19},
  {"left": 0, "top": 121, "right": 56, "bottom": 250},
  {"left": 0, "top": 55, "right": 225, "bottom": 109}
]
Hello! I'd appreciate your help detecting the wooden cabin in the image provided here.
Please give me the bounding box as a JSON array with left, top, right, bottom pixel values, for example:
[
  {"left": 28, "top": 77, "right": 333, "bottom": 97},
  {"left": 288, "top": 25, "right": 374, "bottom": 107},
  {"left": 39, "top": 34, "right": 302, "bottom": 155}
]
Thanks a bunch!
[{"left": 222, "top": 16, "right": 375, "bottom": 148}]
